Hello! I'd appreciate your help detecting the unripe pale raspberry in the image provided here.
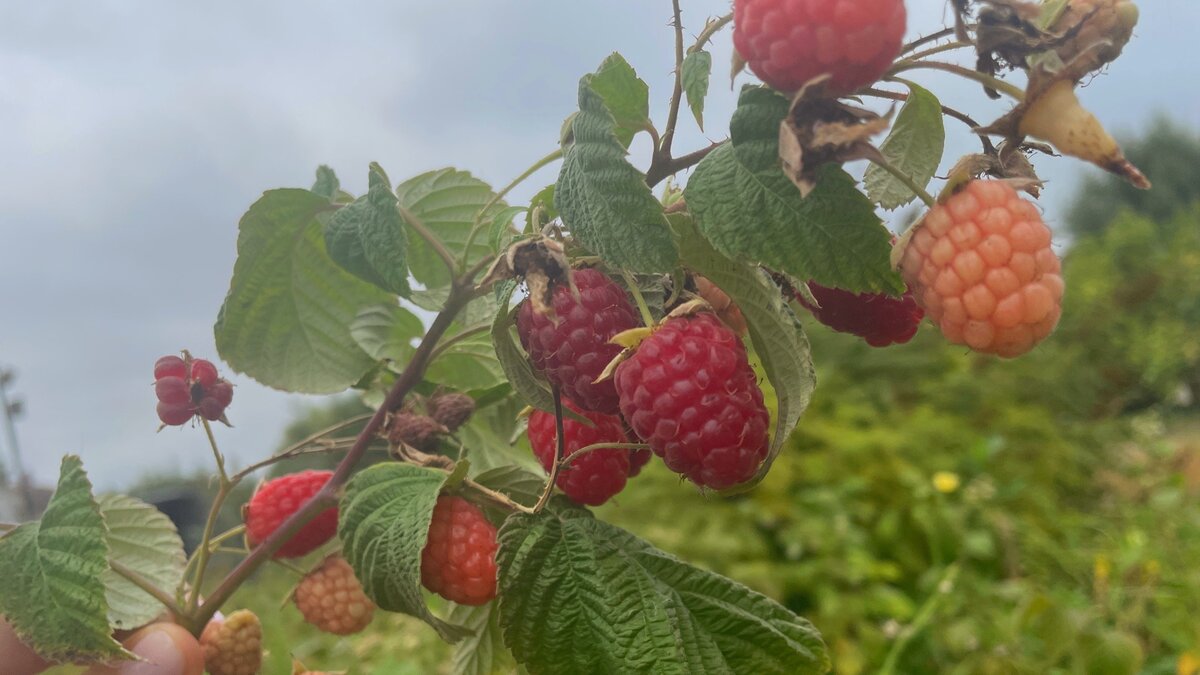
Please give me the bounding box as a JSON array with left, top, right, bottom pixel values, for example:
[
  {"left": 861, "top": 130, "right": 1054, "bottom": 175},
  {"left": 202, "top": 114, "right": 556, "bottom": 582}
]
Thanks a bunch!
[
  {"left": 200, "top": 609, "right": 262, "bottom": 675},
  {"left": 733, "top": 0, "right": 907, "bottom": 95},
  {"left": 294, "top": 555, "right": 376, "bottom": 635},
  {"left": 615, "top": 313, "right": 770, "bottom": 490},
  {"left": 421, "top": 496, "right": 498, "bottom": 606},
  {"left": 516, "top": 268, "right": 641, "bottom": 415},
  {"left": 899, "top": 180, "right": 1064, "bottom": 358},
  {"left": 245, "top": 470, "right": 339, "bottom": 558},
  {"left": 528, "top": 401, "right": 633, "bottom": 506}
]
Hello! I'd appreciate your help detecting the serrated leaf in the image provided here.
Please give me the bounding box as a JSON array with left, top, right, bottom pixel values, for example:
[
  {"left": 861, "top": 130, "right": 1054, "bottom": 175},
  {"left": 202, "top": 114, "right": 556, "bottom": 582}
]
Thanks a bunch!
[
  {"left": 350, "top": 303, "right": 425, "bottom": 364},
  {"left": 864, "top": 82, "right": 945, "bottom": 209},
  {"left": 338, "top": 463, "right": 468, "bottom": 642},
  {"left": 489, "top": 205, "right": 526, "bottom": 252},
  {"left": 556, "top": 79, "right": 678, "bottom": 273},
  {"left": 498, "top": 502, "right": 829, "bottom": 674},
  {"left": 587, "top": 53, "right": 651, "bottom": 148},
  {"left": 670, "top": 214, "right": 815, "bottom": 494},
  {"left": 449, "top": 601, "right": 517, "bottom": 675},
  {"left": 312, "top": 165, "right": 340, "bottom": 200},
  {"left": 425, "top": 333, "right": 506, "bottom": 392},
  {"left": 215, "top": 188, "right": 392, "bottom": 393},
  {"left": 685, "top": 86, "right": 901, "bottom": 294},
  {"left": 0, "top": 456, "right": 128, "bottom": 663},
  {"left": 472, "top": 466, "right": 544, "bottom": 508},
  {"left": 325, "top": 163, "right": 412, "bottom": 297},
  {"left": 395, "top": 169, "right": 509, "bottom": 289},
  {"left": 98, "top": 495, "right": 186, "bottom": 630},
  {"left": 682, "top": 50, "right": 712, "bottom": 131}
]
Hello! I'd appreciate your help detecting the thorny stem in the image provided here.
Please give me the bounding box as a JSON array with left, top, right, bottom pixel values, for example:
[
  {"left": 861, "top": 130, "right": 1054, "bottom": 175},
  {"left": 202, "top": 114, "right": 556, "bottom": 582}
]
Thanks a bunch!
[
  {"left": 558, "top": 442, "right": 650, "bottom": 469},
  {"left": 532, "top": 387, "right": 567, "bottom": 513},
  {"left": 900, "top": 26, "right": 968, "bottom": 55},
  {"left": 111, "top": 559, "right": 180, "bottom": 615},
  {"left": 659, "top": 0, "right": 686, "bottom": 161},
  {"left": 620, "top": 270, "right": 657, "bottom": 328},
  {"left": 190, "top": 281, "right": 476, "bottom": 635},
  {"left": 867, "top": 154, "right": 938, "bottom": 208},
  {"left": 401, "top": 204, "right": 459, "bottom": 276},
  {"left": 462, "top": 148, "right": 564, "bottom": 265},
  {"left": 231, "top": 415, "right": 372, "bottom": 483},
  {"left": 688, "top": 12, "right": 733, "bottom": 55},
  {"left": 894, "top": 41, "right": 973, "bottom": 66},
  {"left": 889, "top": 60, "right": 1026, "bottom": 101}
]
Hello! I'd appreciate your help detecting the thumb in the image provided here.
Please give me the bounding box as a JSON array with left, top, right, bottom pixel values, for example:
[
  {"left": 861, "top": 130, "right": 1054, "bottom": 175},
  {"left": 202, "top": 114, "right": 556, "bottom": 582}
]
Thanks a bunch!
[{"left": 85, "top": 623, "right": 206, "bottom": 675}]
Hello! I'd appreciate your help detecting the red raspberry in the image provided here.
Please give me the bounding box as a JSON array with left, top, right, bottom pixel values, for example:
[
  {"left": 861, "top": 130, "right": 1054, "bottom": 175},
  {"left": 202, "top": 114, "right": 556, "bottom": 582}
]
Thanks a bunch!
[
  {"left": 154, "top": 376, "right": 192, "bottom": 406},
  {"left": 156, "top": 401, "right": 195, "bottom": 426},
  {"left": 244, "top": 470, "right": 339, "bottom": 558},
  {"left": 153, "top": 355, "right": 187, "bottom": 381},
  {"left": 627, "top": 448, "right": 652, "bottom": 477},
  {"left": 899, "top": 180, "right": 1064, "bottom": 358},
  {"left": 614, "top": 313, "right": 770, "bottom": 490},
  {"left": 796, "top": 283, "right": 925, "bottom": 347},
  {"left": 200, "top": 609, "right": 262, "bottom": 675},
  {"left": 420, "top": 496, "right": 497, "bottom": 606},
  {"left": 527, "top": 401, "right": 633, "bottom": 506},
  {"left": 190, "top": 359, "right": 219, "bottom": 388},
  {"left": 733, "top": 0, "right": 907, "bottom": 95},
  {"left": 294, "top": 555, "right": 376, "bottom": 635},
  {"left": 516, "top": 268, "right": 641, "bottom": 415}
]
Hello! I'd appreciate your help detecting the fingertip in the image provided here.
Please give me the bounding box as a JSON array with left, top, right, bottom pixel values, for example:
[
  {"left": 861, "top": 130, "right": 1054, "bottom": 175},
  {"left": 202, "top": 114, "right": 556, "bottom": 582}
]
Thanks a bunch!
[
  {"left": 0, "top": 618, "right": 51, "bottom": 675},
  {"left": 87, "top": 622, "right": 205, "bottom": 675}
]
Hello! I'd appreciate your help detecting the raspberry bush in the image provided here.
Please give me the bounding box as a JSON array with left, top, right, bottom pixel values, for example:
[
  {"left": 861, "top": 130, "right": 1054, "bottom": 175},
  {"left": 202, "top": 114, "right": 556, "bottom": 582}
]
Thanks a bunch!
[{"left": 0, "top": 2, "right": 1150, "bottom": 672}]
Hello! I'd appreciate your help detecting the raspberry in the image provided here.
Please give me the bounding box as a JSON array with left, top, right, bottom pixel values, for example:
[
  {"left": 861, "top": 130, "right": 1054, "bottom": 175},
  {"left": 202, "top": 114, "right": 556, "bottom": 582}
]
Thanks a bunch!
[
  {"left": 244, "top": 470, "right": 339, "bottom": 558},
  {"left": 899, "top": 180, "right": 1064, "bottom": 358},
  {"left": 200, "top": 609, "right": 262, "bottom": 675},
  {"left": 796, "top": 283, "right": 924, "bottom": 347},
  {"left": 429, "top": 393, "right": 475, "bottom": 431},
  {"left": 154, "top": 376, "right": 191, "bottom": 406},
  {"left": 420, "top": 496, "right": 498, "bottom": 606},
  {"left": 516, "top": 268, "right": 641, "bottom": 415},
  {"left": 628, "top": 448, "right": 652, "bottom": 477},
  {"left": 614, "top": 313, "right": 770, "bottom": 490},
  {"left": 156, "top": 401, "right": 195, "bottom": 427},
  {"left": 152, "top": 353, "right": 234, "bottom": 426},
  {"left": 527, "top": 401, "right": 633, "bottom": 506},
  {"left": 387, "top": 412, "right": 446, "bottom": 452},
  {"left": 153, "top": 355, "right": 187, "bottom": 381},
  {"left": 733, "top": 0, "right": 907, "bottom": 95},
  {"left": 294, "top": 555, "right": 376, "bottom": 635}
]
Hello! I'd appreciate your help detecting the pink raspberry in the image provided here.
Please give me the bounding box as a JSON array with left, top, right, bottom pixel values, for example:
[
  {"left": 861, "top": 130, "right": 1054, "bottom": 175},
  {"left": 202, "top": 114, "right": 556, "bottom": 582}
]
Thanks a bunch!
[{"left": 420, "top": 496, "right": 498, "bottom": 606}]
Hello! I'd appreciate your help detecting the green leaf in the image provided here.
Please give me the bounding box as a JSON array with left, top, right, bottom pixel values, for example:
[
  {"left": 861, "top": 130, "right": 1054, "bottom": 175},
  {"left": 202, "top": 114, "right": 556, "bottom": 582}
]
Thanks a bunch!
[
  {"left": 0, "top": 456, "right": 128, "bottom": 663},
  {"left": 395, "top": 169, "right": 509, "bottom": 289},
  {"left": 488, "top": 205, "right": 527, "bottom": 252},
  {"left": 324, "top": 162, "right": 412, "bottom": 297},
  {"left": 456, "top": 402, "right": 543, "bottom": 477},
  {"left": 682, "top": 50, "right": 712, "bottom": 131},
  {"left": 685, "top": 86, "right": 901, "bottom": 294},
  {"left": 526, "top": 184, "right": 557, "bottom": 232},
  {"left": 98, "top": 495, "right": 186, "bottom": 631},
  {"left": 587, "top": 53, "right": 651, "bottom": 148},
  {"left": 215, "top": 188, "right": 392, "bottom": 393},
  {"left": 311, "top": 165, "right": 340, "bottom": 200},
  {"left": 472, "top": 466, "right": 544, "bottom": 508},
  {"left": 556, "top": 79, "right": 678, "bottom": 273},
  {"left": 498, "top": 502, "right": 830, "bottom": 674},
  {"left": 338, "top": 463, "right": 469, "bottom": 642},
  {"left": 670, "top": 214, "right": 816, "bottom": 494},
  {"left": 448, "top": 601, "right": 517, "bottom": 675},
  {"left": 864, "top": 81, "right": 945, "bottom": 209},
  {"left": 350, "top": 303, "right": 424, "bottom": 363},
  {"left": 425, "top": 332, "right": 506, "bottom": 392}
]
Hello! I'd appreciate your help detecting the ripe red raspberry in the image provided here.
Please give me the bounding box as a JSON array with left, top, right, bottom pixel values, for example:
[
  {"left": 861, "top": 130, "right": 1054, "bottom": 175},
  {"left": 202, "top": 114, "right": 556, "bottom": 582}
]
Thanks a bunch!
[
  {"left": 156, "top": 401, "right": 196, "bottom": 426},
  {"left": 294, "top": 555, "right": 376, "bottom": 635},
  {"left": 733, "top": 0, "right": 907, "bottom": 95},
  {"left": 899, "top": 180, "right": 1064, "bottom": 358},
  {"left": 154, "top": 376, "right": 191, "bottom": 406},
  {"left": 200, "top": 609, "right": 262, "bottom": 675},
  {"left": 614, "top": 313, "right": 770, "bottom": 490},
  {"left": 628, "top": 448, "right": 652, "bottom": 477},
  {"left": 244, "top": 470, "right": 339, "bottom": 558},
  {"left": 152, "top": 353, "right": 235, "bottom": 425},
  {"left": 527, "top": 401, "right": 634, "bottom": 506},
  {"left": 153, "top": 355, "right": 187, "bottom": 381},
  {"left": 796, "top": 283, "right": 925, "bottom": 347},
  {"left": 516, "top": 268, "right": 641, "bottom": 415},
  {"left": 421, "top": 496, "right": 497, "bottom": 606},
  {"left": 190, "top": 358, "right": 219, "bottom": 388}
]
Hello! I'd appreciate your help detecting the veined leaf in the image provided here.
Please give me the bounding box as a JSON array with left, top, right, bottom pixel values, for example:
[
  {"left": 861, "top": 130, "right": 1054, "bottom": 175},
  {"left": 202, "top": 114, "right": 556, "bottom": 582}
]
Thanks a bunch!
[
  {"left": 325, "top": 162, "right": 412, "bottom": 297},
  {"left": 98, "top": 495, "right": 186, "bottom": 630},
  {"left": 682, "top": 50, "right": 713, "bottom": 131},
  {"left": 350, "top": 303, "right": 424, "bottom": 364},
  {"left": 449, "top": 601, "right": 517, "bottom": 675},
  {"left": 587, "top": 53, "right": 651, "bottom": 148},
  {"left": 864, "top": 81, "right": 945, "bottom": 209}
]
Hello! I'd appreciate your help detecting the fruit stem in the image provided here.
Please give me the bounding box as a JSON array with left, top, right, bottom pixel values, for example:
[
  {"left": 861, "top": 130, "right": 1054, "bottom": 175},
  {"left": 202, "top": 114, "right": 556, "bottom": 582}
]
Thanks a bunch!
[
  {"left": 620, "top": 270, "right": 657, "bottom": 328},
  {"left": 866, "top": 154, "right": 938, "bottom": 209},
  {"left": 892, "top": 40, "right": 972, "bottom": 67},
  {"left": 186, "top": 470, "right": 232, "bottom": 615},
  {"left": 110, "top": 559, "right": 180, "bottom": 615},
  {"left": 400, "top": 204, "right": 459, "bottom": 277},
  {"left": 558, "top": 442, "right": 650, "bottom": 469},
  {"left": 461, "top": 148, "right": 564, "bottom": 266},
  {"left": 201, "top": 418, "right": 228, "bottom": 484},
  {"left": 532, "top": 386, "right": 567, "bottom": 514},
  {"left": 889, "top": 61, "right": 1026, "bottom": 101},
  {"left": 900, "top": 26, "right": 972, "bottom": 55}
]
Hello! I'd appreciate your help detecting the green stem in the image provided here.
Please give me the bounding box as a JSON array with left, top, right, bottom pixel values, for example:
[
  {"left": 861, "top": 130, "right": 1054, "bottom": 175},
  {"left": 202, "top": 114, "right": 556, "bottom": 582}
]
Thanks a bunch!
[
  {"left": 111, "top": 559, "right": 180, "bottom": 615},
  {"left": 889, "top": 61, "right": 1026, "bottom": 101},
  {"left": 532, "top": 387, "right": 566, "bottom": 514},
  {"left": 461, "top": 148, "right": 564, "bottom": 266},
  {"left": 187, "top": 419, "right": 232, "bottom": 613},
  {"left": 231, "top": 415, "right": 371, "bottom": 483},
  {"left": 558, "top": 442, "right": 650, "bottom": 469},
  {"left": 201, "top": 417, "right": 227, "bottom": 483},
  {"left": 620, "top": 270, "right": 656, "bottom": 327},
  {"left": 400, "top": 204, "right": 459, "bottom": 276},
  {"left": 893, "top": 41, "right": 972, "bottom": 67},
  {"left": 878, "top": 564, "right": 961, "bottom": 675},
  {"left": 866, "top": 154, "right": 937, "bottom": 208},
  {"left": 688, "top": 12, "right": 733, "bottom": 54}
]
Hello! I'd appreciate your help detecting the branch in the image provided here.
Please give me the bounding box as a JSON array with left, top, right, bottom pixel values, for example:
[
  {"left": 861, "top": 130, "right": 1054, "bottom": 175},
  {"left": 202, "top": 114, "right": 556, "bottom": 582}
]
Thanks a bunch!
[
  {"left": 659, "top": 0, "right": 686, "bottom": 159},
  {"left": 646, "top": 140, "right": 725, "bottom": 188},
  {"left": 111, "top": 559, "right": 180, "bottom": 616},
  {"left": 689, "top": 12, "right": 733, "bottom": 55}
]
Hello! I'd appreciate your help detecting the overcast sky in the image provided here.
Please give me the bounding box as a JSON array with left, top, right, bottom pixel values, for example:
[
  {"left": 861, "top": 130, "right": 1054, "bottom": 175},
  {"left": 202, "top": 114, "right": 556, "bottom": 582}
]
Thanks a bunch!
[{"left": 1, "top": 1, "right": 1196, "bottom": 491}]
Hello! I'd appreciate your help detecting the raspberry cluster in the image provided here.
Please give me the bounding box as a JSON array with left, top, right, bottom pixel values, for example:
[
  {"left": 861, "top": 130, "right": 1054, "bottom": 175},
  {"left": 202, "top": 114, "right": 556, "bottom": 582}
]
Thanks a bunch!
[
  {"left": 733, "top": 0, "right": 907, "bottom": 95},
  {"left": 244, "top": 470, "right": 339, "bottom": 559},
  {"left": 294, "top": 555, "right": 376, "bottom": 635},
  {"left": 527, "top": 400, "right": 639, "bottom": 506},
  {"left": 152, "top": 354, "right": 234, "bottom": 426},
  {"left": 420, "top": 495, "right": 498, "bottom": 606},
  {"left": 517, "top": 268, "right": 641, "bottom": 415},
  {"left": 899, "top": 180, "right": 1063, "bottom": 357},
  {"left": 796, "top": 282, "right": 925, "bottom": 347},
  {"left": 615, "top": 312, "right": 770, "bottom": 490}
]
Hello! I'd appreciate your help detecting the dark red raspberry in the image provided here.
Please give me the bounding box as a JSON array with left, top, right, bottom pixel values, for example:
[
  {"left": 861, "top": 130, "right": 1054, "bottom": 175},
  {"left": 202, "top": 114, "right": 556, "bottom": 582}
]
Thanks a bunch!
[
  {"left": 733, "top": 0, "right": 907, "bottom": 95},
  {"left": 244, "top": 470, "right": 339, "bottom": 558},
  {"left": 191, "top": 359, "right": 219, "bottom": 388},
  {"left": 157, "top": 401, "right": 196, "bottom": 426},
  {"left": 207, "top": 380, "right": 234, "bottom": 408},
  {"left": 627, "top": 448, "right": 652, "bottom": 477},
  {"left": 795, "top": 283, "right": 925, "bottom": 347},
  {"left": 420, "top": 496, "right": 497, "bottom": 606},
  {"left": 527, "top": 401, "right": 633, "bottom": 506},
  {"left": 615, "top": 313, "right": 770, "bottom": 490},
  {"left": 154, "top": 355, "right": 187, "bottom": 381},
  {"left": 516, "top": 268, "right": 641, "bottom": 415}
]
